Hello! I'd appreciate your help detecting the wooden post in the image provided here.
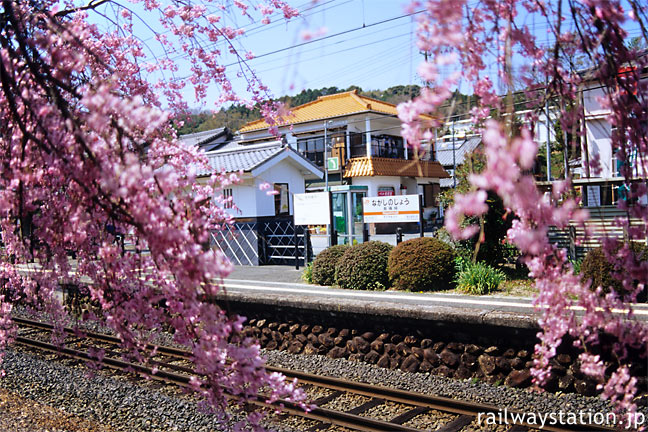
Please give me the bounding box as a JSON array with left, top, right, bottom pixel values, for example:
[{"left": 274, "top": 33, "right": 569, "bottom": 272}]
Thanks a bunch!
[
  {"left": 419, "top": 194, "right": 424, "bottom": 238},
  {"left": 294, "top": 216, "right": 299, "bottom": 270},
  {"left": 304, "top": 228, "right": 311, "bottom": 264},
  {"left": 329, "top": 191, "right": 337, "bottom": 246}
]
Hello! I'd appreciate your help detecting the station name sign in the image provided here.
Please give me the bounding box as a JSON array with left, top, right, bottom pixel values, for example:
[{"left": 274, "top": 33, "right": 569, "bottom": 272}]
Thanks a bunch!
[{"left": 363, "top": 194, "right": 420, "bottom": 223}]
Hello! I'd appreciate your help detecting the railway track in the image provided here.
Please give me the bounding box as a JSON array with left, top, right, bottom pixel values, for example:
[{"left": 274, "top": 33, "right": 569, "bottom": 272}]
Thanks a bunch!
[{"left": 13, "top": 316, "right": 615, "bottom": 432}]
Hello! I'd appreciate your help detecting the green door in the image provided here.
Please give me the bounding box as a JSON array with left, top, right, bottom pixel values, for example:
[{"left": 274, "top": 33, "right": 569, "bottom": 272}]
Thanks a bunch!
[
  {"left": 332, "top": 191, "right": 348, "bottom": 243},
  {"left": 351, "top": 191, "right": 365, "bottom": 244}
]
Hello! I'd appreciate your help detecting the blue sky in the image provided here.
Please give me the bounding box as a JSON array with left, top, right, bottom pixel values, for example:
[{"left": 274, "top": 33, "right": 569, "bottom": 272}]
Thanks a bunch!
[
  {"left": 87, "top": 0, "right": 645, "bottom": 110},
  {"left": 227, "top": 0, "right": 420, "bottom": 98},
  {"left": 133, "top": 0, "right": 421, "bottom": 107},
  {"left": 180, "top": 0, "right": 645, "bottom": 109}
]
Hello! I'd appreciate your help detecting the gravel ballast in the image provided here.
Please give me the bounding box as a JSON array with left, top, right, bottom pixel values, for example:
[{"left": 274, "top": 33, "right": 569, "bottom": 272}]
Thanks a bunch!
[
  {"left": 4, "top": 309, "right": 646, "bottom": 432},
  {"left": 261, "top": 349, "right": 647, "bottom": 431},
  {"left": 0, "top": 349, "right": 244, "bottom": 432}
]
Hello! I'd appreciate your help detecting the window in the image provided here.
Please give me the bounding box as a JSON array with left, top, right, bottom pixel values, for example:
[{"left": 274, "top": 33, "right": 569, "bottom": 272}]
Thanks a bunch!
[
  {"left": 223, "top": 188, "right": 233, "bottom": 209},
  {"left": 349, "top": 132, "right": 365, "bottom": 158},
  {"left": 297, "top": 137, "right": 325, "bottom": 166},
  {"left": 422, "top": 184, "right": 439, "bottom": 207},
  {"left": 372, "top": 135, "right": 404, "bottom": 159},
  {"left": 274, "top": 183, "right": 289, "bottom": 215}
]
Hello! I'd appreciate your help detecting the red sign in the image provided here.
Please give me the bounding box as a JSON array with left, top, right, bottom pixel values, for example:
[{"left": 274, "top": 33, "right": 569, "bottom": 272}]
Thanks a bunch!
[{"left": 378, "top": 187, "right": 395, "bottom": 196}]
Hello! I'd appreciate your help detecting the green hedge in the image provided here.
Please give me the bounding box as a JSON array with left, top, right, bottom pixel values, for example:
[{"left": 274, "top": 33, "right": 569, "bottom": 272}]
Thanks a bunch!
[
  {"left": 388, "top": 237, "right": 456, "bottom": 291},
  {"left": 311, "top": 244, "right": 348, "bottom": 286},
  {"left": 335, "top": 241, "right": 393, "bottom": 290}
]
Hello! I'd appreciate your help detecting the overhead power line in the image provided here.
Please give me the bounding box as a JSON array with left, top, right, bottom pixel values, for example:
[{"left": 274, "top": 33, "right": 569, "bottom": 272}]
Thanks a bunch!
[
  {"left": 165, "top": 8, "right": 425, "bottom": 83},
  {"left": 221, "top": 9, "right": 425, "bottom": 68}
]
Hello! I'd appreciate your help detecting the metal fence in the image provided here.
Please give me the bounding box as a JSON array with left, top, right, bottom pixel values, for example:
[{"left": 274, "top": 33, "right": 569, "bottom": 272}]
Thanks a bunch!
[
  {"left": 210, "top": 217, "right": 311, "bottom": 266},
  {"left": 547, "top": 206, "right": 645, "bottom": 260},
  {"left": 210, "top": 222, "right": 260, "bottom": 266}
]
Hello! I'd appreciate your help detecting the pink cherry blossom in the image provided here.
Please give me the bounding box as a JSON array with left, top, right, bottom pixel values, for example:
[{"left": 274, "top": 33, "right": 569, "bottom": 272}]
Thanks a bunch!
[
  {"left": 0, "top": 1, "right": 307, "bottom": 429},
  {"left": 402, "top": 0, "right": 648, "bottom": 422}
]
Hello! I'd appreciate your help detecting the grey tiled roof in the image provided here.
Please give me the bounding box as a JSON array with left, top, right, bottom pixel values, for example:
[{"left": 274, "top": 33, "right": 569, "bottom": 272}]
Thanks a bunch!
[
  {"left": 178, "top": 127, "right": 231, "bottom": 152},
  {"left": 194, "top": 141, "right": 284, "bottom": 176},
  {"left": 440, "top": 177, "right": 457, "bottom": 188},
  {"left": 179, "top": 127, "right": 225, "bottom": 146},
  {"left": 436, "top": 136, "right": 482, "bottom": 167},
  {"left": 195, "top": 140, "right": 324, "bottom": 179}
]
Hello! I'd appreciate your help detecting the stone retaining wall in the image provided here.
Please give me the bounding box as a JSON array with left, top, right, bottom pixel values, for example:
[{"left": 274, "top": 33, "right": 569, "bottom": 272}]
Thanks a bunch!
[{"left": 230, "top": 302, "right": 647, "bottom": 399}]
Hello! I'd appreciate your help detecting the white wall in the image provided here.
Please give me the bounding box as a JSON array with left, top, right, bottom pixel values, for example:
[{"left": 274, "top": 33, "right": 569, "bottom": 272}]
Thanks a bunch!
[
  {"left": 583, "top": 85, "right": 609, "bottom": 118},
  {"left": 222, "top": 178, "right": 257, "bottom": 218},
  {"left": 585, "top": 118, "right": 613, "bottom": 177},
  {"left": 254, "top": 160, "right": 306, "bottom": 217},
  {"left": 581, "top": 80, "right": 648, "bottom": 178},
  {"left": 582, "top": 82, "right": 613, "bottom": 178},
  {"left": 219, "top": 159, "right": 308, "bottom": 218},
  {"left": 401, "top": 177, "right": 418, "bottom": 195},
  {"left": 352, "top": 176, "right": 403, "bottom": 197}
]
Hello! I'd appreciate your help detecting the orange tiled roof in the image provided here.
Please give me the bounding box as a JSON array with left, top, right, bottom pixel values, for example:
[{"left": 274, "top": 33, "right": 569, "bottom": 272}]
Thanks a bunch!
[
  {"left": 239, "top": 90, "right": 432, "bottom": 133},
  {"left": 344, "top": 157, "right": 450, "bottom": 178}
]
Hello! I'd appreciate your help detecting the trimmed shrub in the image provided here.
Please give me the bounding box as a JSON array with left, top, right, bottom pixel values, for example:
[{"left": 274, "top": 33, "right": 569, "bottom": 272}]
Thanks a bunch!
[
  {"left": 581, "top": 242, "right": 648, "bottom": 301},
  {"left": 335, "top": 241, "right": 393, "bottom": 290},
  {"left": 388, "top": 237, "right": 456, "bottom": 291},
  {"left": 454, "top": 258, "right": 506, "bottom": 295},
  {"left": 311, "top": 244, "right": 348, "bottom": 286}
]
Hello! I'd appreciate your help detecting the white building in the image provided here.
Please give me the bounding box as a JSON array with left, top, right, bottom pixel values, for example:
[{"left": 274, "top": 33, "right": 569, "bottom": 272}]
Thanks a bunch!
[
  {"left": 237, "top": 90, "right": 449, "bottom": 233},
  {"left": 580, "top": 67, "right": 648, "bottom": 206},
  {"left": 204, "top": 141, "right": 323, "bottom": 219},
  {"left": 179, "top": 134, "right": 324, "bottom": 219}
]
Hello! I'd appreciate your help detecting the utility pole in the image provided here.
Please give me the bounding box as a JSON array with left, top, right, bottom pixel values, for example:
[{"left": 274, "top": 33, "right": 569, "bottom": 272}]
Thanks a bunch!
[
  {"left": 324, "top": 120, "right": 331, "bottom": 191},
  {"left": 452, "top": 120, "right": 457, "bottom": 188},
  {"left": 563, "top": 121, "right": 569, "bottom": 179},
  {"left": 545, "top": 94, "right": 551, "bottom": 181},
  {"left": 434, "top": 127, "right": 437, "bottom": 161}
]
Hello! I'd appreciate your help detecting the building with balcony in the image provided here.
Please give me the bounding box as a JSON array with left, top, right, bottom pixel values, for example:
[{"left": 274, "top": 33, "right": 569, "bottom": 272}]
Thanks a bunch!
[
  {"left": 237, "top": 90, "right": 449, "bottom": 225},
  {"left": 579, "top": 66, "right": 648, "bottom": 207}
]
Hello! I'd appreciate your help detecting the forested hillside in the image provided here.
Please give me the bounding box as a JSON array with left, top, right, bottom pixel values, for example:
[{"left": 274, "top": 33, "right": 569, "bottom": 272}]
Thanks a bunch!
[{"left": 175, "top": 85, "right": 425, "bottom": 135}]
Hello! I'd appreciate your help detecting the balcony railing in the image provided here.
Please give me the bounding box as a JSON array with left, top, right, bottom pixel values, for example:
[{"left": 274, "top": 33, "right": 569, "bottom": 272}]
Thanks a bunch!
[
  {"left": 301, "top": 150, "right": 324, "bottom": 166},
  {"left": 298, "top": 133, "right": 410, "bottom": 166},
  {"left": 348, "top": 134, "right": 406, "bottom": 159},
  {"left": 372, "top": 144, "right": 405, "bottom": 159}
]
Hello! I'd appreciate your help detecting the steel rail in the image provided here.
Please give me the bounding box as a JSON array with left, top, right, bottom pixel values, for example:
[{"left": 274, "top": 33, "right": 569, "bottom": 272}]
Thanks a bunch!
[
  {"left": 14, "top": 333, "right": 422, "bottom": 432},
  {"left": 13, "top": 317, "right": 617, "bottom": 432},
  {"left": 265, "top": 366, "right": 616, "bottom": 432},
  {"left": 13, "top": 316, "right": 190, "bottom": 358},
  {"left": 15, "top": 335, "right": 192, "bottom": 387}
]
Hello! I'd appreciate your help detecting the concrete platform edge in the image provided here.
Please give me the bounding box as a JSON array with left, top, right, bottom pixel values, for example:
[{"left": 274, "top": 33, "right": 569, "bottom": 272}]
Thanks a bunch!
[{"left": 215, "top": 291, "right": 541, "bottom": 330}]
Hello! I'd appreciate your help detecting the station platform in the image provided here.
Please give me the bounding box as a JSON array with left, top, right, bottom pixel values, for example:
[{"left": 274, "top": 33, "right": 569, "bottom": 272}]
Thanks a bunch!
[{"left": 222, "top": 266, "right": 648, "bottom": 328}]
